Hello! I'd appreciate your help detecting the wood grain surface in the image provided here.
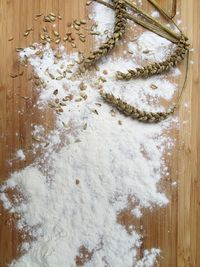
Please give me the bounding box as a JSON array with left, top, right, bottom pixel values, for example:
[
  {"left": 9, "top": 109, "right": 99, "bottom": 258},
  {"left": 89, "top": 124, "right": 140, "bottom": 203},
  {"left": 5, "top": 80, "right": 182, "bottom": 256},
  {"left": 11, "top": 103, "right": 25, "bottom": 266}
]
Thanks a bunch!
[{"left": 0, "top": 0, "right": 199, "bottom": 266}]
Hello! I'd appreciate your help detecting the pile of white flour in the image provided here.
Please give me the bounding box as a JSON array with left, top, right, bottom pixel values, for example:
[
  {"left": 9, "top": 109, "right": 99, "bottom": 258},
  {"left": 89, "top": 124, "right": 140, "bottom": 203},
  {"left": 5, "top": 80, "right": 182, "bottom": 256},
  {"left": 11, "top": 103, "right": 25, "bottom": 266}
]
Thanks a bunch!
[{"left": 0, "top": 2, "right": 180, "bottom": 267}]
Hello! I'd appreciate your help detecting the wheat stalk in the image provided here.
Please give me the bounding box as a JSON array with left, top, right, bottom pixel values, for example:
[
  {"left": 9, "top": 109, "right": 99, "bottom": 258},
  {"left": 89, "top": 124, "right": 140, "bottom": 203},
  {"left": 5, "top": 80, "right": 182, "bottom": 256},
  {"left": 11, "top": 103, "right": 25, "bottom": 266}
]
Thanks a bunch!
[
  {"left": 116, "top": 35, "right": 189, "bottom": 80},
  {"left": 147, "top": 0, "right": 178, "bottom": 27},
  {"left": 100, "top": 50, "right": 190, "bottom": 123},
  {"left": 79, "top": 0, "right": 127, "bottom": 72},
  {"left": 100, "top": 90, "right": 176, "bottom": 122},
  {"left": 114, "top": 0, "right": 189, "bottom": 80},
  {"left": 124, "top": 0, "right": 181, "bottom": 40}
]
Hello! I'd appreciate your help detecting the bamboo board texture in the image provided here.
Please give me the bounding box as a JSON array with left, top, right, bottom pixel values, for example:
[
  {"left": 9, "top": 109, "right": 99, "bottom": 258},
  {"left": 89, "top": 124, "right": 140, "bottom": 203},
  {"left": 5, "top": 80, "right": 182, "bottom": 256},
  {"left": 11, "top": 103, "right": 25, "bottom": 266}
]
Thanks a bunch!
[{"left": 0, "top": 0, "right": 199, "bottom": 266}]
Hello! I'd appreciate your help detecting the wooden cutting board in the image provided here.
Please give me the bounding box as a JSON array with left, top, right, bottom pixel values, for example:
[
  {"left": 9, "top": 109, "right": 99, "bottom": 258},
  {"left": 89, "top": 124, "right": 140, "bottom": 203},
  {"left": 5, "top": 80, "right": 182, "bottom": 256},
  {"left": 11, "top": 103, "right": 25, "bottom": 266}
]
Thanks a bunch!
[{"left": 0, "top": 0, "right": 199, "bottom": 266}]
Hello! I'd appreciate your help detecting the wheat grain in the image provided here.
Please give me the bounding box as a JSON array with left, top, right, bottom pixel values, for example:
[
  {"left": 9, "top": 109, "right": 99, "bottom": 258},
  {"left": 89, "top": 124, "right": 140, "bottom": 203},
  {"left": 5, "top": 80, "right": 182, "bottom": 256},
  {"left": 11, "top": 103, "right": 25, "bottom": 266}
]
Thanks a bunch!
[
  {"left": 116, "top": 35, "right": 189, "bottom": 80},
  {"left": 100, "top": 91, "right": 176, "bottom": 123},
  {"left": 80, "top": 0, "right": 127, "bottom": 70}
]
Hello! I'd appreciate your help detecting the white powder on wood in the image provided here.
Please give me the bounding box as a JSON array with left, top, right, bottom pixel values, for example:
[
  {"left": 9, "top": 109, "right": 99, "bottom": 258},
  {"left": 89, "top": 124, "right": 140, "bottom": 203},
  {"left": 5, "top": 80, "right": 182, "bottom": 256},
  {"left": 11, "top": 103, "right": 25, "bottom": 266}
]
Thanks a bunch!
[
  {"left": 0, "top": 2, "right": 180, "bottom": 266},
  {"left": 16, "top": 149, "right": 26, "bottom": 161},
  {"left": 91, "top": 0, "right": 115, "bottom": 41},
  {"left": 151, "top": 10, "right": 160, "bottom": 18}
]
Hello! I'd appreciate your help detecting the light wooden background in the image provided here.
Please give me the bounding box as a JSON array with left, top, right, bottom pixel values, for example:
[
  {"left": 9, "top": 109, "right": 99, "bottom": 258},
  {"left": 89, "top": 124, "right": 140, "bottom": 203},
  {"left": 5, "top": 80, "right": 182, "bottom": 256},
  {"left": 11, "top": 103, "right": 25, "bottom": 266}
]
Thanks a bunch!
[{"left": 0, "top": 0, "right": 199, "bottom": 266}]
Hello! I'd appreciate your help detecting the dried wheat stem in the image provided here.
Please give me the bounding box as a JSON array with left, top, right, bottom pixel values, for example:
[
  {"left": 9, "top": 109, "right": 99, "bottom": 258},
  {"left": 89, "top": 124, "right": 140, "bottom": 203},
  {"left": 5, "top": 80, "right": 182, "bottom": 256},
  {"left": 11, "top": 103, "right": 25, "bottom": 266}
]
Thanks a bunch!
[
  {"left": 147, "top": 0, "right": 182, "bottom": 36},
  {"left": 176, "top": 49, "right": 189, "bottom": 107},
  {"left": 124, "top": 0, "right": 181, "bottom": 40},
  {"left": 171, "top": 0, "right": 177, "bottom": 19},
  {"left": 94, "top": 0, "right": 178, "bottom": 43},
  {"left": 124, "top": 12, "right": 179, "bottom": 43},
  {"left": 148, "top": 0, "right": 177, "bottom": 19},
  {"left": 116, "top": 35, "right": 189, "bottom": 80},
  {"left": 80, "top": 0, "right": 127, "bottom": 71},
  {"left": 100, "top": 90, "right": 176, "bottom": 123}
]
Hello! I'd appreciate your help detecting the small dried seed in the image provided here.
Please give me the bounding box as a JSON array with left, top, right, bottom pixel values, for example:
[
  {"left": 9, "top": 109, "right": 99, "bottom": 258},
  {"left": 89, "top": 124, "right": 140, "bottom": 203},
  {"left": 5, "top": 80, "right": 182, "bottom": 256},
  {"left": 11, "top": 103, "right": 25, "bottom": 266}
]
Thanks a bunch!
[
  {"left": 68, "top": 94, "right": 74, "bottom": 101},
  {"left": 99, "top": 76, "right": 106, "bottom": 82},
  {"left": 92, "top": 109, "right": 99, "bottom": 115},
  {"left": 34, "top": 75, "right": 40, "bottom": 79},
  {"left": 75, "top": 98, "right": 82, "bottom": 102},
  {"left": 95, "top": 103, "right": 102, "bottom": 107},
  {"left": 86, "top": 1, "right": 92, "bottom": 6},
  {"left": 24, "top": 31, "right": 30, "bottom": 37},
  {"left": 30, "top": 45, "right": 36, "bottom": 50},
  {"left": 9, "top": 74, "right": 18, "bottom": 78},
  {"left": 66, "top": 31, "right": 72, "bottom": 36},
  {"left": 35, "top": 80, "right": 40, "bottom": 86},
  {"left": 103, "top": 70, "right": 108, "bottom": 75},
  {"left": 32, "top": 136, "right": 41, "bottom": 142},
  {"left": 55, "top": 52, "right": 62, "bottom": 59},
  {"left": 65, "top": 69, "right": 72, "bottom": 73},
  {"left": 8, "top": 37, "right": 14, "bottom": 41},
  {"left": 80, "top": 37, "right": 86, "bottom": 42},
  {"left": 53, "top": 89, "right": 58, "bottom": 95},
  {"left": 27, "top": 27, "right": 33, "bottom": 32},
  {"left": 150, "top": 84, "right": 158, "bottom": 90},
  {"left": 83, "top": 123, "right": 87, "bottom": 130},
  {"left": 55, "top": 38, "right": 61, "bottom": 44},
  {"left": 15, "top": 47, "right": 23, "bottom": 52},
  {"left": 80, "top": 19, "right": 87, "bottom": 24},
  {"left": 74, "top": 24, "right": 80, "bottom": 31},
  {"left": 35, "top": 13, "right": 43, "bottom": 18},
  {"left": 46, "top": 36, "right": 51, "bottom": 42},
  {"left": 42, "top": 26, "right": 47, "bottom": 32},
  {"left": 44, "top": 16, "right": 51, "bottom": 22},
  {"left": 57, "top": 69, "right": 62, "bottom": 75},
  {"left": 62, "top": 122, "right": 70, "bottom": 128},
  {"left": 90, "top": 31, "right": 100, "bottom": 36},
  {"left": 63, "top": 36, "right": 68, "bottom": 42},
  {"left": 143, "top": 49, "right": 150, "bottom": 54},
  {"left": 48, "top": 103, "right": 56, "bottom": 109},
  {"left": 74, "top": 20, "right": 81, "bottom": 26},
  {"left": 49, "top": 15, "right": 56, "bottom": 22},
  {"left": 49, "top": 12, "right": 56, "bottom": 17},
  {"left": 53, "top": 30, "right": 60, "bottom": 37},
  {"left": 40, "top": 34, "right": 45, "bottom": 40},
  {"left": 79, "top": 82, "right": 87, "bottom": 91},
  {"left": 21, "top": 96, "right": 30, "bottom": 101},
  {"left": 76, "top": 179, "right": 80, "bottom": 185},
  {"left": 49, "top": 73, "right": 55, "bottom": 79},
  {"left": 56, "top": 76, "right": 63, "bottom": 80},
  {"left": 110, "top": 109, "right": 116, "bottom": 116}
]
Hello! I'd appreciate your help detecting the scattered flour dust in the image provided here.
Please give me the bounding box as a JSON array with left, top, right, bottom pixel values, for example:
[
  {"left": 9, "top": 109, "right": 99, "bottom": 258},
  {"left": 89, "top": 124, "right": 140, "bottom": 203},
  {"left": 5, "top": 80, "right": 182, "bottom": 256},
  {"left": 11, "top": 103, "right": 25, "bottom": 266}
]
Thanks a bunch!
[
  {"left": 16, "top": 149, "right": 26, "bottom": 161},
  {"left": 0, "top": 2, "right": 180, "bottom": 267}
]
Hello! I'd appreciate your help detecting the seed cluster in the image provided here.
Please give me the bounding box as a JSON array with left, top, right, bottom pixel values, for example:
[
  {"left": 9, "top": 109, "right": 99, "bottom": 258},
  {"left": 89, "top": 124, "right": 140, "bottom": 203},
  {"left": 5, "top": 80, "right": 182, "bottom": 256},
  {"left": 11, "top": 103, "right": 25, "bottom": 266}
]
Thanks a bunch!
[
  {"left": 80, "top": 0, "right": 127, "bottom": 71},
  {"left": 39, "top": 17, "right": 88, "bottom": 46},
  {"left": 116, "top": 35, "right": 189, "bottom": 80},
  {"left": 100, "top": 90, "right": 176, "bottom": 123}
]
